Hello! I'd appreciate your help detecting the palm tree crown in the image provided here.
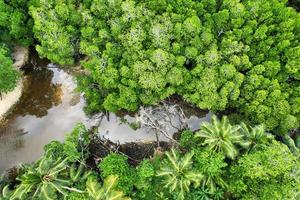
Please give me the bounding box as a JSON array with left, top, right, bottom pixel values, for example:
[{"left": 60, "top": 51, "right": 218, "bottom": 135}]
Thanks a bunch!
[
  {"left": 196, "top": 115, "right": 250, "bottom": 159},
  {"left": 240, "top": 123, "right": 273, "bottom": 150},
  {"left": 156, "top": 149, "right": 203, "bottom": 200}
]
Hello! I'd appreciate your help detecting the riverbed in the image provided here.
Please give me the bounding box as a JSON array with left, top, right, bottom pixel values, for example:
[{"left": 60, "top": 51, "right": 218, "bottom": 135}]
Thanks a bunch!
[{"left": 0, "top": 54, "right": 211, "bottom": 172}]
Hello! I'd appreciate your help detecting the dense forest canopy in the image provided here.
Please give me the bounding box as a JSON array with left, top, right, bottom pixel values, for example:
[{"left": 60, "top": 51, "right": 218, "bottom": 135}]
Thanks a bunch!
[
  {"left": 23, "top": 0, "right": 300, "bottom": 136},
  {"left": 0, "top": 0, "right": 299, "bottom": 199},
  {"left": 0, "top": 0, "right": 34, "bottom": 46},
  {"left": 0, "top": 0, "right": 299, "bottom": 136}
]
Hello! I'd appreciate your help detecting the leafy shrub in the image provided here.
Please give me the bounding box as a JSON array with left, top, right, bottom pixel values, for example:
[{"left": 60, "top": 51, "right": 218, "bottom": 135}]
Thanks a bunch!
[
  {"left": 135, "top": 159, "right": 155, "bottom": 190},
  {"left": 193, "top": 149, "right": 227, "bottom": 193},
  {"left": 66, "top": 192, "right": 90, "bottom": 200},
  {"left": 0, "top": 46, "right": 20, "bottom": 95},
  {"left": 134, "top": 159, "right": 155, "bottom": 199},
  {"left": 44, "top": 123, "right": 91, "bottom": 161},
  {"left": 229, "top": 140, "right": 300, "bottom": 200},
  {"left": 98, "top": 153, "right": 135, "bottom": 194},
  {"left": 179, "top": 130, "right": 197, "bottom": 149},
  {"left": 0, "top": 0, "right": 34, "bottom": 46}
]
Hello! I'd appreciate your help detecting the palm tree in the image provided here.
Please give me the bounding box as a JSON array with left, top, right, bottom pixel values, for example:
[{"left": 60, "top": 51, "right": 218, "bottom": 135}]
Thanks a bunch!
[
  {"left": 201, "top": 172, "right": 227, "bottom": 194},
  {"left": 240, "top": 123, "right": 273, "bottom": 150},
  {"left": 9, "top": 156, "right": 83, "bottom": 200},
  {"left": 86, "top": 175, "right": 130, "bottom": 200},
  {"left": 156, "top": 149, "right": 203, "bottom": 200},
  {"left": 196, "top": 115, "right": 250, "bottom": 159},
  {"left": 69, "top": 163, "right": 92, "bottom": 183}
]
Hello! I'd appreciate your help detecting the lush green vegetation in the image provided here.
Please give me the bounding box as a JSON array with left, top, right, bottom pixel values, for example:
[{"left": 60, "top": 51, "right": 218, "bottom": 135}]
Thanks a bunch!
[
  {"left": 0, "top": 0, "right": 34, "bottom": 46},
  {"left": 0, "top": 0, "right": 299, "bottom": 199},
  {"left": 24, "top": 0, "right": 300, "bottom": 137},
  {"left": 0, "top": 0, "right": 299, "bottom": 135},
  {"left": 0, "top": 46, "right": 20, "bottom": 96},
  {"left": 1, "top": 118, "right": 299, "bottom": 200},
  {"left": 0, "top": 0, "right": 31, "bottom": 96}
]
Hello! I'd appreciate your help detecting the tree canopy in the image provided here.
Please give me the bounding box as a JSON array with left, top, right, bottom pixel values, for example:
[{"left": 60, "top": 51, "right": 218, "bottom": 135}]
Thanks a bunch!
[
  {"left": 0, "top": 46, "right": 20, "bottom": 95},
  {"left": 0, "top": 0, "right": 34, "bottom": 46},
  {"left": 29, "top": 0, "right": 300, "bottom": 135},
  {"left": 1, "top": 0, "right": 299, "bottom": 135}
]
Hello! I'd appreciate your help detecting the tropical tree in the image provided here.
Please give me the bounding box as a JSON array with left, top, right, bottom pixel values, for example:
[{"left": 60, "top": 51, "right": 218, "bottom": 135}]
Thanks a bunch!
[
  {"left": 86, "top": 175, "right": 130, "bottom": 200},
  {"left": 98, "top": 153, "right": 135, "bottom": 194},
  {"left": 156, "top": 149, "right": 203, "bottom": 200},
  {"left": 229, "top": 140, "right": 300, "bottom": 200},
  {"left": 0, "top": 0, "right": 34, "bottom": 46},
  {"left": 196, "top": 115, "right": 250, "bottom": 159},
  {"left": 240, "top": 123, "right": 273, "bottom": 150},
  {"left": 193, "top": 149, "right": 227, "bottom": 193},
  {"left": 0, "top": 46, "right": 20, "bottom": 96},
  {"left": 9, "top": 156, "right": 82, "bottom": 200},
  {"left": 69, "top": 163, "right": 92, "bottom": 183}
]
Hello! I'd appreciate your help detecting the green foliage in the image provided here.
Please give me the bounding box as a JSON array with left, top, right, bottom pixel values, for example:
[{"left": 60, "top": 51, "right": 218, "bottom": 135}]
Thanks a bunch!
[
  {"left": 135, "top": 160, "right": 155, "bottom": 190},
  {"left": 229, "top": 140, "right": 300, "bottom": 200},
  {"left": 64, "top": 123, "right": 91, "bottom": 162},
  {"left": 25, "top": 0, "right": 300, "bottom": 136},
  {"left": 1, "top": 122, "right": 300, "bottom": 200},
  {"left": 156, "top": 149, "right": 203, "bottom": 200},
  {"left": 282, "top": 134, "right": 300, "bottom": 157},
  {"left": 240, "top": 123, "right": 274, "bottom": 150},
  {"left": 44, "top": 123, "right": 91, "bottom": 162},
  {"left": 193, "top": 149, "right": 227, "bottom": 193},
  {"left": 196, "top": 115, "right": 250, "bottom": 159},
  {"left": 69, "top": 163, "right": 92, "bottom": 184},
  {"left": 0, "top": 0, "right": 34, "bottom": 46},
  {"left": 86, "top": 175, "right": 130, "bottom": 200},
  {"left": 29, "top": 0, "right": 82, "bottom": 64},
  {"left": 65, "top": 192, "right": 90, "bottom": 200},
  {"left": 188, "top": 187, "right": 225, "bottom": 200},
  {"left": 9, "top": 156, "right": 73, "bottom": 200},
  {"left": 73, "top": 0, "right": 300, "bottom": 136},
  {"left": 133, "top": 159, "right": 155, "bottom": 199},
  {"left": 0, "top": 46, "right": 20, "bottom": 95},
  {"left": 44, "top": 123, "right": 90, "bottom": 162},
  {"left": 98, "top": 154, "right": 135, "bottom": 194},
  {"left": 1, "top": 124, "right": 93, "bottom": 200},
  {"left": 179, "top": 130, "right": 197, "bottom": 149}
]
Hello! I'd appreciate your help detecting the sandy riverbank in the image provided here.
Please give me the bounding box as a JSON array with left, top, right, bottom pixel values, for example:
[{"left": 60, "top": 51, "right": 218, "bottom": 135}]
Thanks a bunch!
[{"left": 0, "top": 46, "right": 29, "bottom": 121}]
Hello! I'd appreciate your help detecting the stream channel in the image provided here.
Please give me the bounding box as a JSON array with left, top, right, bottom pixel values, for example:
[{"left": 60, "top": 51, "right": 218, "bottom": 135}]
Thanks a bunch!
[{"left": 0, "top": 53, "right": 211, "bottom": 172}]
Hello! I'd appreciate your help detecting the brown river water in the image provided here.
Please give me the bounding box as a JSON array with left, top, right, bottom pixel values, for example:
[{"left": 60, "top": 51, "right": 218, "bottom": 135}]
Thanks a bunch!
[{"left": 0, "top": 55, "right": 211, "bottom": 172}]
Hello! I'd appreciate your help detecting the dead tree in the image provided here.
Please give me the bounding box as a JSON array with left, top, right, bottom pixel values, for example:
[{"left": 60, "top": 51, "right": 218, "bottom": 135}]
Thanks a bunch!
[{"left": 135, "top": 101, "right": 188, "bottom": 146}]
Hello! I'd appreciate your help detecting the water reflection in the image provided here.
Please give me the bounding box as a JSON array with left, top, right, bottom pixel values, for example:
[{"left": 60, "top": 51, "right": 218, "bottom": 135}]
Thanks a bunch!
[
  {"left": 0, "top": 65, "right": 87, "bottom": 172},
  {"left": 12, "top": 68, "right": 62, "bottom": 118}
]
